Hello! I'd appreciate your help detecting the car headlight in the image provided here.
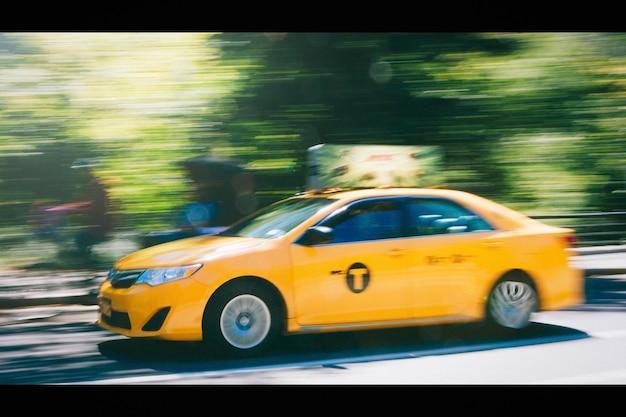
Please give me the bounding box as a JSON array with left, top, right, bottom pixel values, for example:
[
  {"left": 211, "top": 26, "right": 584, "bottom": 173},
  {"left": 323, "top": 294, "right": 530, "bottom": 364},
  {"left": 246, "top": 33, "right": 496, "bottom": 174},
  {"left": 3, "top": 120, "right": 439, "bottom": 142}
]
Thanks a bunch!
[{"left": 135, "top": 264, "right": 202, "bottom": 286}]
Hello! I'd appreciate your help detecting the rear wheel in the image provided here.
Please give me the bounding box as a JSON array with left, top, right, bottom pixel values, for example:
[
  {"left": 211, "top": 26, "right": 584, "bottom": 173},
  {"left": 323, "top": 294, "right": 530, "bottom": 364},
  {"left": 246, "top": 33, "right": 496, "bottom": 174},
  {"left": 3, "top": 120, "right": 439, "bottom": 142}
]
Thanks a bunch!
[
  {"left": 486, "top": 275, "right": 537, "bottom": 330},
  {"left": 202, "top": 281, "right": 282, "bottom": 358}
]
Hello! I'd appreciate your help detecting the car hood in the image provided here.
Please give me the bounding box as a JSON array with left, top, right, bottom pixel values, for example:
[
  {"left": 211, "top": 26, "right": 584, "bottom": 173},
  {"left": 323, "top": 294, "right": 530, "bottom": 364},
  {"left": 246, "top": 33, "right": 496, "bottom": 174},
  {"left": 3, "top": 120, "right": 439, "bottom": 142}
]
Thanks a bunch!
[{"left": 114, "top": 235, "right": 269, "bottom": 269}]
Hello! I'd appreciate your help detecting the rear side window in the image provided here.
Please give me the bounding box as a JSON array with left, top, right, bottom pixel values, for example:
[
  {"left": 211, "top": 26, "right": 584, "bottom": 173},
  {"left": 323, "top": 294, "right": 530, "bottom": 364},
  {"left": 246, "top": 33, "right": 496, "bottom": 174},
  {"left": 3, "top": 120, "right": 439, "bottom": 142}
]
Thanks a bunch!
[{"left": 406, "top": 198, "right": 494, "bottom": 236}]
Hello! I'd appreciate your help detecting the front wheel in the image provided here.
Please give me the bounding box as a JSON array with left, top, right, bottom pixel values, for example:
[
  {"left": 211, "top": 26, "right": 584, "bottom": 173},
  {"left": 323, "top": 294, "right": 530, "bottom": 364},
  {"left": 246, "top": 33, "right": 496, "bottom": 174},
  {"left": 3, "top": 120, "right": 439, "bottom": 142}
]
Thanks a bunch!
[
  {"left": 486, "top": 277, "right": 537, "bottom": 330},
  {"left": 202, "top": 282, "right": 282, "bottom": 358}
]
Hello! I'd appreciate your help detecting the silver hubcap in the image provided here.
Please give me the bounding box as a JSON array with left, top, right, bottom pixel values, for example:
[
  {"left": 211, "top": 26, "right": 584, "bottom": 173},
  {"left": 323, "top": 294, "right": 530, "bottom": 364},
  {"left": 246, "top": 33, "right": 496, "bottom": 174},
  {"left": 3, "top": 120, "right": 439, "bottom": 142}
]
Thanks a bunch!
[
  {"left": 220, "top": 294, "right": 271, "bottom": 349},
  {"left": 489, "top": 281, "right": 536, "bottom": 329}
]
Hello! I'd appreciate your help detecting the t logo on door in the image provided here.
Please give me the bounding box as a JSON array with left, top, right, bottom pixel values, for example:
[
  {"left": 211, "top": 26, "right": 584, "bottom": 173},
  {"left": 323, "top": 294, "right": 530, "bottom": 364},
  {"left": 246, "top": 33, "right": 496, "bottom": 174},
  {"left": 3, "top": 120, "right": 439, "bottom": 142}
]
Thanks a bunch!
[{"left": 346, "top": 262, "right": 370, "bottom": 293}]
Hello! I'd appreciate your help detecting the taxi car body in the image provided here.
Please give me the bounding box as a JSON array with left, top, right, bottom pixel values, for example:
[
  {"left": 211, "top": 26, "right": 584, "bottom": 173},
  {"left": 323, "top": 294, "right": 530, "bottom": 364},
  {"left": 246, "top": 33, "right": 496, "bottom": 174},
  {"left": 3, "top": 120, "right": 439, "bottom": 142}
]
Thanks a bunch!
[{"left": 97, "top": 187, "right": 584, "bottom": 358}]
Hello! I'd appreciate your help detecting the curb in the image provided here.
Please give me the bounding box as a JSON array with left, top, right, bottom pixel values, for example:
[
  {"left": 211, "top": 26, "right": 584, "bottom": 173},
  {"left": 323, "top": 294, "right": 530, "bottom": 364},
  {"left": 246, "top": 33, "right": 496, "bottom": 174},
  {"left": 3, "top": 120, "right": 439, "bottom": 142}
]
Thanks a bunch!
[
  {"left": 0, "top": 268, "right": 104, "bottom": 310},
  {"left": 4, "top": 270, "right": 626, "bottom": 310},
  {"left": 573, "top": 245, "right": 626, "bottom": 256},
  {"left": 2, "top": 245, "right": 625, "bottom": 310},
  {"left": 583, "top": 269, "right": 626, "bottom": 277},
  {"left": 0, "top": 293, "right": 97, "bottom": 309}
]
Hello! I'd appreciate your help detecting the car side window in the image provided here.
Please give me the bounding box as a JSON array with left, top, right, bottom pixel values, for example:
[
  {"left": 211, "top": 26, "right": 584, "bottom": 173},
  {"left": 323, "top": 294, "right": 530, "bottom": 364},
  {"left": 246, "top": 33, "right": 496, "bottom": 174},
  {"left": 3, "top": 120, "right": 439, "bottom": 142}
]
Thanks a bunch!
[
  {"left": 406, "top": 198, "right": 493, "bottom": 236},
  {"left": 322, "top": 199, "right": 403, "bottom": 243}
]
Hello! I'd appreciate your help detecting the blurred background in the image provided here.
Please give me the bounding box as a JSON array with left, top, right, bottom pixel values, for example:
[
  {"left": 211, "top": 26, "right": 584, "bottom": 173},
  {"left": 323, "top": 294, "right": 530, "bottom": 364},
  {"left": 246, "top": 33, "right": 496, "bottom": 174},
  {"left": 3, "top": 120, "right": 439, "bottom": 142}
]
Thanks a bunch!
[{"left": 1, "top": 32, "right": 625, "bottom": 268}]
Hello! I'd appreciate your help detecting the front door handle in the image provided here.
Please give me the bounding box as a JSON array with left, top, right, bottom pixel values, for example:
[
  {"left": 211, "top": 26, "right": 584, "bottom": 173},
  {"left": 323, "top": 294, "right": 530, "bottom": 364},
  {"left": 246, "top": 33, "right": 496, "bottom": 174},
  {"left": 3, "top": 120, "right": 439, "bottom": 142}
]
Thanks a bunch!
[
  {"left": 387, "top": 248, "right": 406, "bottom": 258},
  {"left": 484, "top": 241, "right": 503, "bottom": 248}
]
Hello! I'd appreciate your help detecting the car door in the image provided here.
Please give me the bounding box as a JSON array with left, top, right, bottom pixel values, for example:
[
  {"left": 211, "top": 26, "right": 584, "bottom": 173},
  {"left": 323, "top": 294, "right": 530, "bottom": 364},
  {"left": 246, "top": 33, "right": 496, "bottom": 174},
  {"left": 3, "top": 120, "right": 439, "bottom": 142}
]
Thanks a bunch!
[
  {"left": 290, "top": 197, "right": 415, "bottom": 327},
  {"left": 402, "top": 197, "right": 499, "bottom": 319}
]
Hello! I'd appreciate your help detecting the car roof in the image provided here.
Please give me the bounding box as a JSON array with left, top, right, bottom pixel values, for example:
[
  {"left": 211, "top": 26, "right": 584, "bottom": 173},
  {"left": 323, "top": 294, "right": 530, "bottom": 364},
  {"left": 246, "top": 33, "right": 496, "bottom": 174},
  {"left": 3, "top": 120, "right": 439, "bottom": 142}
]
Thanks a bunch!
[
  {"left": 297, "top": 186, "right": 541, "bottom": 231},
  {"left": 300, "top": 186, "right": 477, "bottom": 200}
]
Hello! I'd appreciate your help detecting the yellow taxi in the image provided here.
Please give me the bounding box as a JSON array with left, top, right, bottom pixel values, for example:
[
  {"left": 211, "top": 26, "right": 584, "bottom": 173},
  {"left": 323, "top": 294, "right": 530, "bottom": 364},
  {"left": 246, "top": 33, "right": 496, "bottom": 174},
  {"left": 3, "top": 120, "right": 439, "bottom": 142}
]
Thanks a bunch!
[{"left": 97, "top": 186, "right": 584, "bottom": 358}]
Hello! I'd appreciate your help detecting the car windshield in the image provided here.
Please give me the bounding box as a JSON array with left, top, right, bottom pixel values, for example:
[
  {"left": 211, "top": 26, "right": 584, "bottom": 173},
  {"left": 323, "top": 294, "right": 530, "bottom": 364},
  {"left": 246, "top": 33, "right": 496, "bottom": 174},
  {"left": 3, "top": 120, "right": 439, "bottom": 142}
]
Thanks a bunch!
[{"left": 218, "top": 197, "right": 334, "bottom": 239}]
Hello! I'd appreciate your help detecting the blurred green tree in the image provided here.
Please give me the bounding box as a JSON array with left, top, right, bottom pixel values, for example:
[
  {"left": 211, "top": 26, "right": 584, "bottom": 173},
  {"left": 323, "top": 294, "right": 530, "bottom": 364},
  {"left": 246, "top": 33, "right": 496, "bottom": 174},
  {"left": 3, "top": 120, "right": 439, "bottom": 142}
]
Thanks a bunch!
[
  {"left": 1, "top": 31, "right": 626, "bottom": 236},
  {"left": 211, "top": 32, "right": 626, "bottom": 212}
]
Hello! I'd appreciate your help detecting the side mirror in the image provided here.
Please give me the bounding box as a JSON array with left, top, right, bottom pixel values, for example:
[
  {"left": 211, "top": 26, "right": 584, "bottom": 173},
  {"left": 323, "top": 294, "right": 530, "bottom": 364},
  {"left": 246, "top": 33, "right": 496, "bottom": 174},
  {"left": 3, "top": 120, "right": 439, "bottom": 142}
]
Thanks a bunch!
[{"left": 298, "top": 226, "right": 333, "bottom": 246}]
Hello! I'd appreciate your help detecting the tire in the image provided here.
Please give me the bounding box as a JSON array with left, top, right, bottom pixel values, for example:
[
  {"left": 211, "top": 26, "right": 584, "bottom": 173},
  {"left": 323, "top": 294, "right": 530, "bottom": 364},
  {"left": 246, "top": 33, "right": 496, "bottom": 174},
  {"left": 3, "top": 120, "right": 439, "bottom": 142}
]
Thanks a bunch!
[
  {"left": 202, "top": 281, "right": 282, "bottom": 358},
  {"left": 486, "top": 275, "right": 537, "bottom": 330}
]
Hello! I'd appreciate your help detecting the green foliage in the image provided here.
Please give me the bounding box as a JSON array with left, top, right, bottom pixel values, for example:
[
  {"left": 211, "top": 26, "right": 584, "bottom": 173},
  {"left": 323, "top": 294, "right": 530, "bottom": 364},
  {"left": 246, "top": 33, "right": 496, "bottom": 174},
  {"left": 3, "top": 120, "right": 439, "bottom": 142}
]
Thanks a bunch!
[
  {"left": 213, "top": 32, "right": 626, "bottom": 211},
  {"left": 1, "top": 31, "right": 625, "bottom": 243}
]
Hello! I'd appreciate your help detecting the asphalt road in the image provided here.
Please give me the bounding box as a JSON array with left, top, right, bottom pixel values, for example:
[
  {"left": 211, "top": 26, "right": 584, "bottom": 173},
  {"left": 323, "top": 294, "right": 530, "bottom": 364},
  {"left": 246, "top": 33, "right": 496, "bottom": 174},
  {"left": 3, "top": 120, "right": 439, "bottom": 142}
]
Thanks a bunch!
[
  {"left": 0, "top": 246, "right": 625, "bottom": 384},
  {"left": 2, "top": 274, "right": 626, "bottom": 384}
]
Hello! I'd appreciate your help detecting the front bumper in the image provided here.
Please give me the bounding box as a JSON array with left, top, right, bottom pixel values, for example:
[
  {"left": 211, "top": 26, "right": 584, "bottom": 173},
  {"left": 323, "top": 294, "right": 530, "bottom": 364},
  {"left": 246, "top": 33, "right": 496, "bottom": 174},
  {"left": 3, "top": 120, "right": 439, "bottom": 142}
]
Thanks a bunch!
[{"left": 96, "top": 278, "right": 214, "bottom": 341}]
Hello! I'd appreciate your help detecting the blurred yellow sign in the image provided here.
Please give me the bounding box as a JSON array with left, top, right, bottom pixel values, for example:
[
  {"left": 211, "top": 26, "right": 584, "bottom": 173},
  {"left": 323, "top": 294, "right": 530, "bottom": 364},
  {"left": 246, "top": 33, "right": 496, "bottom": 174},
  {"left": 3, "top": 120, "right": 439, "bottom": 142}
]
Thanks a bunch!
[{"left": 306, "top": 144, "right": 445, "bottom": 190}]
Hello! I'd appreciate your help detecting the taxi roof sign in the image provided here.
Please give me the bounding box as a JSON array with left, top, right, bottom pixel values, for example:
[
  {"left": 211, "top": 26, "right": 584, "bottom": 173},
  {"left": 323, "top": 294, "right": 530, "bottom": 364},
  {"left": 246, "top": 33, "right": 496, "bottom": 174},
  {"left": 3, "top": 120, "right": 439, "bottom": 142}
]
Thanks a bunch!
[{"left": 306, "top": 144, "right": 445, "bottom": 190}]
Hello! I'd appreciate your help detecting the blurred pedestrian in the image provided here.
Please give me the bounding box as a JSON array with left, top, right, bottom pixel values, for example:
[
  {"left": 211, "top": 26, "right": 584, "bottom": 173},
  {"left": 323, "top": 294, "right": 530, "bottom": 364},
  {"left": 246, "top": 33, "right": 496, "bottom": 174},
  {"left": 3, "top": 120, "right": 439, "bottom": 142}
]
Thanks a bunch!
[{"left": 44, "top": 159, "right": 113, "bottom": 256}]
